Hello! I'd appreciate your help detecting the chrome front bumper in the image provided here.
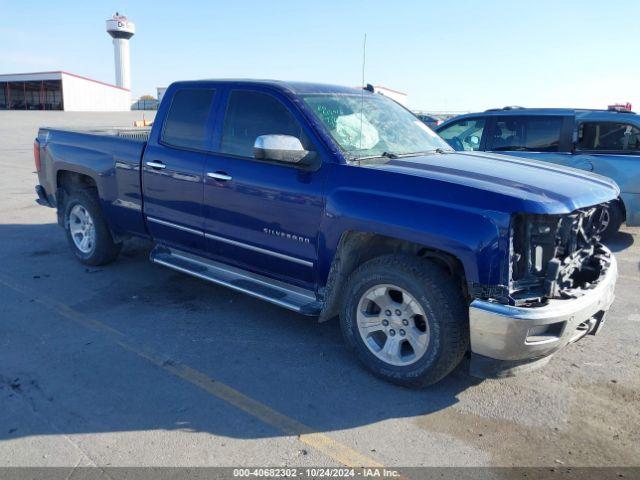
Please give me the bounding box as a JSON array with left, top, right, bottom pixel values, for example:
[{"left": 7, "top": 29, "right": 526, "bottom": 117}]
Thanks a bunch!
[{"left": 468, "top": 248, "right": 617, "bottom": 377}]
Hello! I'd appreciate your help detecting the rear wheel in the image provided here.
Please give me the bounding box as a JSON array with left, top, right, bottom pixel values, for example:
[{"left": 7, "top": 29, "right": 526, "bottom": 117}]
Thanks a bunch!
[
  {"left": 63, "top": 189, "right": 121, "bottom": 266},
  {"left": 340, "top": 254, "right": 469, "bottom": 388}
]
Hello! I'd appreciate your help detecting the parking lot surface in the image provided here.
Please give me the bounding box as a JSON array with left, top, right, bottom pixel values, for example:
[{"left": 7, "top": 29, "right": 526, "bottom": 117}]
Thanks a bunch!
[{"left": 1, "top": 111, "right": 639, "bottom": 467}]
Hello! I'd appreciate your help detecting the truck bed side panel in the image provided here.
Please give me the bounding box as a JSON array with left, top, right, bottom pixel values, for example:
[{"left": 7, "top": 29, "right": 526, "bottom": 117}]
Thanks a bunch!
[{"left": 39, "top": 129, "right": 148, "bottom": 238}]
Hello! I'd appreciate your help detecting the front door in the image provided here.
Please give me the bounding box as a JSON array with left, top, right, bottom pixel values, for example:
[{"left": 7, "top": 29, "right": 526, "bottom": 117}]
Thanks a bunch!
[
  {"left": 437, "top": 116, "right": 487, "bottom": 152},
  {"left": 203, "top": 88, "right": 327, "bottom": 288}
]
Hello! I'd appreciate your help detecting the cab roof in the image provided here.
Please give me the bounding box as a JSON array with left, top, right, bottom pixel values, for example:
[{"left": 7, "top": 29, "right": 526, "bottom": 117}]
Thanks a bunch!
[{"left": 168, "top": 79, "right": 363, "bottom": 95}]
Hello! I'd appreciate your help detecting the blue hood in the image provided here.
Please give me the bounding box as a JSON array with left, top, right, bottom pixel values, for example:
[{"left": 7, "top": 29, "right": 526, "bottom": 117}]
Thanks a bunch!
[{"left": 364, "top": 151, "right": 619, "bottom": 214}]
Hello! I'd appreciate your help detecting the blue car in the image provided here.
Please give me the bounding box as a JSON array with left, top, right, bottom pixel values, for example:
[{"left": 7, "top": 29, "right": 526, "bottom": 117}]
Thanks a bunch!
[{"left": 436, "top": 106, "right": 640, "bottom": 237}]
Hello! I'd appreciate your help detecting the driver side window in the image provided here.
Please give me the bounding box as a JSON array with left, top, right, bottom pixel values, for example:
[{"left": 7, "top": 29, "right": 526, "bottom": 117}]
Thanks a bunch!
[{"left": 438, "top": 118, "right": 485, "bottom": 151}]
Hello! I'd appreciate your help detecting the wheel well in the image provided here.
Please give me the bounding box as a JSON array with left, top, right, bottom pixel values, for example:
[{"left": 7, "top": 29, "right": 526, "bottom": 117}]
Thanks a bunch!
[
  {"left": 57, "top": 170, "right": 97, "bottom": 192},
  {"left": 318, "top": 231, "right": 467, "bottom": 322},
  {"left": 55, "top": 171, "right": 98, "bottom": 225}
]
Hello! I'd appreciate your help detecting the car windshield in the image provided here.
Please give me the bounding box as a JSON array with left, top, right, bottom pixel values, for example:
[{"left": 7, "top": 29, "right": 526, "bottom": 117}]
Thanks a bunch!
[{"left": 301, "top": 93, "right": 451, "bottom": 160}]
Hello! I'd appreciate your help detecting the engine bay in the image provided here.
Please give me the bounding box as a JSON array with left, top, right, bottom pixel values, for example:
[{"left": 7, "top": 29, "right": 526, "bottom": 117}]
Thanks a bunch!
[{"left": 509, "top": 206, "right": 613, "bottom": 306}]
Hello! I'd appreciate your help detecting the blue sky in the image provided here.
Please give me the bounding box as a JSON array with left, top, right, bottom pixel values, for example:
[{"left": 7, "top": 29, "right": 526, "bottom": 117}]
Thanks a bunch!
[{"left": 2, "top": 0, "right": 638, "bottom": 111}]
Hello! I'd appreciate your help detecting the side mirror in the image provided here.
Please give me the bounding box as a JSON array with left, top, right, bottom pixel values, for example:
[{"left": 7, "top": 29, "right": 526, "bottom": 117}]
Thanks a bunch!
[
  {"left": 253, "top": 135, "right": 314, "bottom": 165},
  {"left": 469, "top": 135, "right": 480, "bottom": 146}
]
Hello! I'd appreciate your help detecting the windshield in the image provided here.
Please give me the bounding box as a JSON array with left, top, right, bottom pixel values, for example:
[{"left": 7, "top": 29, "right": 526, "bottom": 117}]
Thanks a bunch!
[{"left": 302, "top": 93, "right": 451, "bottom": 160}]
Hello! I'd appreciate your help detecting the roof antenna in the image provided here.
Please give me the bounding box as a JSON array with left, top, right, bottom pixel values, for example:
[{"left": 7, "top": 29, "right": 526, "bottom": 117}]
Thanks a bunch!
[{"left": 359, "top": 33, "right": 367, "bottom": 152}]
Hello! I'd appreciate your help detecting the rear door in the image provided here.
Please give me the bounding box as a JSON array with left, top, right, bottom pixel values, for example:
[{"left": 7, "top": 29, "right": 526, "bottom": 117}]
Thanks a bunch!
[
  {"left": 485, "top": 115, "right": 574, "bottom": 165},
  {"left": 202, "top": 88, "right": 328, "bottom": 288},
  {"left": 573, "top": 120, "right": 640, "bottom": 192},
  {"left": 142, "top": 86, "right": 218, "bottom": 253}
]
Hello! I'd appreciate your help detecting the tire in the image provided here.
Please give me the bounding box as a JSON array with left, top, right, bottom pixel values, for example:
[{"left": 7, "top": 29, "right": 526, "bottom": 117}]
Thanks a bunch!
[
  {"left": 63, "top": 188, "right": 122, "bottom": 266},
  {"left": 340, "top": 254, "right": 469, "bottom": 388},
  {"left": 598, "top": 200, "right": 624, "bottom": 240}
]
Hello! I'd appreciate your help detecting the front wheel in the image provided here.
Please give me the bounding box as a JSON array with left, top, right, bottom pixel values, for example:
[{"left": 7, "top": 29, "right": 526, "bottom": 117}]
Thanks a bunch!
[
  {"left": 340, "top": 254, "right": 469, "bottom": 388},
  {"left": 63, "top": 189, "right": 122, "bottom": 266},
  {"left": 597, "top": 200, "right": 624, "bottom": 240}
]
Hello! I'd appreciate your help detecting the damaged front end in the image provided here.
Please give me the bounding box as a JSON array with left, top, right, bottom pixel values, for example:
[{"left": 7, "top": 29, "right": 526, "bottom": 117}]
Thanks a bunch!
[
  {"left": 508, "top": 205, "right": 613, "bottom": 306},
  {"left": 468, "top": 203, "right": 618, "bottom": 377}
]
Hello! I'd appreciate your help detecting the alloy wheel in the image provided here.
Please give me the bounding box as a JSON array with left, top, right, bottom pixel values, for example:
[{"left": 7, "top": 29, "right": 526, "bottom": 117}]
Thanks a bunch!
[
  {"left": 69, "top": 204, "right": 96, "bottom": 254},
  {"left": 356, "top": 284, "right": 430, "bottom": 366}
]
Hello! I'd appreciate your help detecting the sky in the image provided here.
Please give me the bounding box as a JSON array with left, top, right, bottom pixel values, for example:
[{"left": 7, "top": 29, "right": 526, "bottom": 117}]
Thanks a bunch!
[{"left": 1, "top": 0, "right": 638, "bottom": 112}]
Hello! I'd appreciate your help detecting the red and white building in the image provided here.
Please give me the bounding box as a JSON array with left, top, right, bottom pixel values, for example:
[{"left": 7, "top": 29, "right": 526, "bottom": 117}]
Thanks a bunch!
[{"left": 0, "top": 71, "right": 131, "bottom": 111}]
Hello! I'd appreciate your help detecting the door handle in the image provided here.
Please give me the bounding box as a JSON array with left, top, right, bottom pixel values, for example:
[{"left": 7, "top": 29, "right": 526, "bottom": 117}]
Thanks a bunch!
[
  {"left": 207, "top": 172, "right": 233, "bottom": 181},
  {"left": 146, "top": 160, "right": 166, "bottom": 170}
]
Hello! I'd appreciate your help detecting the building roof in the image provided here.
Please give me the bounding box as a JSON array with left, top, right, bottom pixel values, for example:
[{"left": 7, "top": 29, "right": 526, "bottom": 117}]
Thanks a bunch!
[{"left": 0, "top": 71, "right": 130, "bottom": 91}]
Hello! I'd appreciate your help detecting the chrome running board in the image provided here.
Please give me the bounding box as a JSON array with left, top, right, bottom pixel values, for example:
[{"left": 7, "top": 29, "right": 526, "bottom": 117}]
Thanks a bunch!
[{"left": 150, "top": 245, "right": 323, "bottom": 315}]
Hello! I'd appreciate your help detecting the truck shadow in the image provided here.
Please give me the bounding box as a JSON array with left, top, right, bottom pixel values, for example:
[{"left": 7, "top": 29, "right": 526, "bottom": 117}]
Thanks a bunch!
[
  {"left": 606, "top": 229, "right": 635, "bottom": 252},
  {"left": 0, "top": 223, "right": 501, "bottom": 445}
]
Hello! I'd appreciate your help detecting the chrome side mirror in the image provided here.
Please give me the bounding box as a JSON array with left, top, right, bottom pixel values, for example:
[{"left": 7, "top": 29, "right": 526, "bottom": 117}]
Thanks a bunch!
[{"left": 253, "top": 135, "right": 314, "bottom": 165}]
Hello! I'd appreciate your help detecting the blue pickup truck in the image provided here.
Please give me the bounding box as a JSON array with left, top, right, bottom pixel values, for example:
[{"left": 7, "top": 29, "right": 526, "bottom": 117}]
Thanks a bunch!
[{"left": 34, "top": 80, "right": 618, "bottom": 387}]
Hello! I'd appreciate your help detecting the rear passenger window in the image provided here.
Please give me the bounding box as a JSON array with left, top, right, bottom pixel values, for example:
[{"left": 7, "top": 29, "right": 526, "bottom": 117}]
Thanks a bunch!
[
  {"left": 220, "top": 90, "right": 308, "bottom": 158},
  {"left": 162, "top": 89, "right": 215, "bottom": 150},
  {"left": 491, "top": 116, "right": 563, "bottom": 152},
  {"left": 577, "top": 122, "right": 640, "bottom": 152}
]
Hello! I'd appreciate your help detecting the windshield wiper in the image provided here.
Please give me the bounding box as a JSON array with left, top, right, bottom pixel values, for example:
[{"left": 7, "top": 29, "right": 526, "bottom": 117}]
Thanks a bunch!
[
  {"left": 493, "top": 146, "right": 528, "bottom": 152},
  {"left": 347, "top": 152, "right": 391, "bottom": 161},
  {"left": 350, "top": 149, "right": 450, "bottom": 162},
  {"left": 383, "top": 149, "right": 448, "bottom": 158},
  {"left": 352, "top": 151, "right": 400, "bottom": 160}
]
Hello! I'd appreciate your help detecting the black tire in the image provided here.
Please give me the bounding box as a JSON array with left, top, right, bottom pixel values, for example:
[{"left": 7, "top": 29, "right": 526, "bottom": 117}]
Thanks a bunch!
[
  {"left": 340, "top": 254, "right": 469, "bottom": 388},
  {"left": 598, "top": 200, "right": 624, "bottom": 240},
  {"left": 63, "top": 188, "right": 122, "bottom": 266}
]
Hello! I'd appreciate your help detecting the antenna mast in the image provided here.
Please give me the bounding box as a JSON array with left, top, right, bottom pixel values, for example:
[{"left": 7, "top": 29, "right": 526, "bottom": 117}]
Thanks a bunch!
[{"left": 359, "top": 33, "right": 367, "bottom": 151}]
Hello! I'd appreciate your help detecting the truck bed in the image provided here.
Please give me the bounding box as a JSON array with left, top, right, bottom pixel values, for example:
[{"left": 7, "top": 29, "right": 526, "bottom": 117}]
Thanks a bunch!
[
  {"left": 36, "top": 126, "right": 150, "bottom": 239},
  {"left": 40, "top": 125, "right": 152, "bottom": 141}
]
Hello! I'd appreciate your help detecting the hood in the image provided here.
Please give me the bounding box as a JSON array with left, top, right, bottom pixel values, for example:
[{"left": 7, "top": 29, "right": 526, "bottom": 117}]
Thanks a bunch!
[{"left": 362, "top": 151, "right": 619, "bottom": 214}]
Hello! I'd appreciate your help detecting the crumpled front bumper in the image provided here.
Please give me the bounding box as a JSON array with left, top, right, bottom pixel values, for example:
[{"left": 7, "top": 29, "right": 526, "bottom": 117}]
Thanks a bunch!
[{"left": 468, "top": 247, "right": 617, "bottom": 378}]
